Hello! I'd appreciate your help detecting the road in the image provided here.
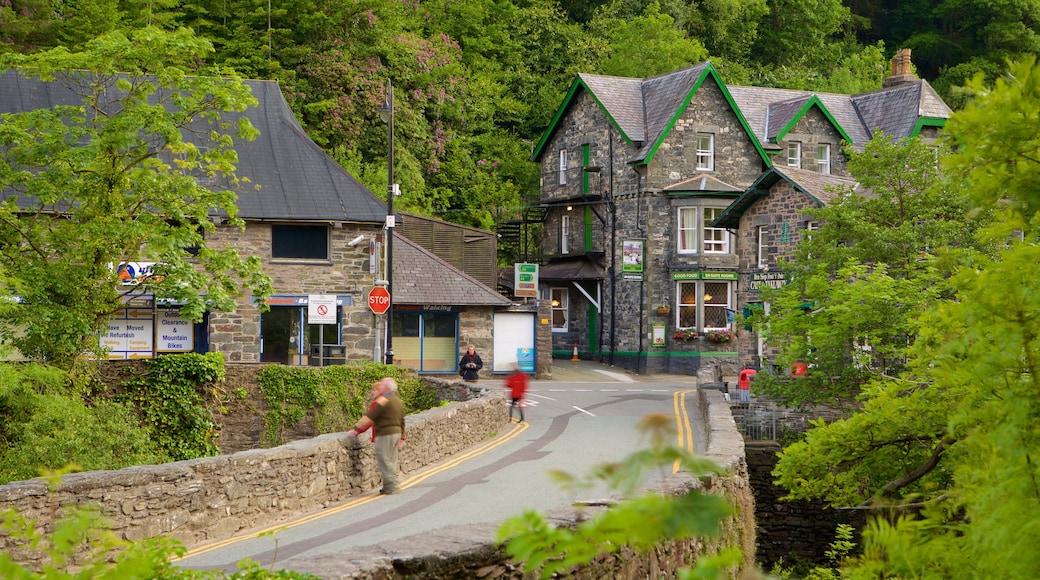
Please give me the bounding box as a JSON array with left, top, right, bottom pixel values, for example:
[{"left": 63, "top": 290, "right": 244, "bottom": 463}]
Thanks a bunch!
[{"left": 177, "top": 362, "right": 704, "bottom": 574}]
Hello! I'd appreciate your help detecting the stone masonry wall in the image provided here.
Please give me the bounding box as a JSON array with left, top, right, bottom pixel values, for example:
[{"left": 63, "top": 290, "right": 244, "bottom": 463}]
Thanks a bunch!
[
  {"left": 746, "top": 441, "right": 865, "bottom": 570},
  {"left": 734, "top": 179, "right": 816, "bottom": 369},
  {"left": 0, "top": 393, "right": 510, "bottom": 563},
  {"left": 206, "top": 221, "right": 385, "bottom": 363},
  {"left": 1, "top": 386, "right": 755, "bottom": 578}
]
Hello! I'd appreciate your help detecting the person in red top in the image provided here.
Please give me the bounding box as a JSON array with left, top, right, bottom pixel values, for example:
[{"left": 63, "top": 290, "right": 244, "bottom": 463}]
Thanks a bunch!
[
  {"left": 504, "top": 364, "right": 529, "bottom": 423},
  {"left": 737, "top": 367, "right": 757, "bottom": 403}
]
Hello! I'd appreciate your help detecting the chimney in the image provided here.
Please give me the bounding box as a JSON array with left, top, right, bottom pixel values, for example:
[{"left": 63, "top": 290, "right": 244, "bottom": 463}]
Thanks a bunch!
[{"left": 883, "top": 48, "right": 918, "bottom": 88}]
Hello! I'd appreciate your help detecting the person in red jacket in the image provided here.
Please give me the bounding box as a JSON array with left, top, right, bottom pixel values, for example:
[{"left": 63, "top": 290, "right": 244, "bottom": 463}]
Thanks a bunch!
[
  {"left": 737, "top": 367, "right": 757, "bottom": 403},
  {"left": 504, "top": 364, "right": 529, "bottom": 423}
]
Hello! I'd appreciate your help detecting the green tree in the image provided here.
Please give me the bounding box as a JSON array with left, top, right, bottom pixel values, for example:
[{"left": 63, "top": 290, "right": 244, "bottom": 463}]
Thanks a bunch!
[
  {"left": 752, "top": 132, "right": 985, "bottom": 407},
  {"left": 772, "top": 57, "right": 1040, "bottom": 576},
  {"left": 586, "top": 2, "right": 708, "bottom": 78},
  {"left": 0, "top": 27, "right": 272, "bottom": 369}
]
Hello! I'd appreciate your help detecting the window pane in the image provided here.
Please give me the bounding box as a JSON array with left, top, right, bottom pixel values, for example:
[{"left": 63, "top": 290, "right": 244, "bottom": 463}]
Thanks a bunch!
[
  {"left": 678, "top": 282, "right": 697, "bottom": 328},
  {"left": 421, "top": 312, "right": 457, "bottom": 371},
  {"left": 696, "top": 134, "right": 713, "bottom": 170},
  {"left": 702, "top": 207, "right": 727, "bottom": 253},
  {"left": 678, "top": 208, "right": 696, "bottom": 252},
  {"left": 704, "top": 282, "right": 731, "bottom": 329},
  {"left": 787, "top": 142, "right": 801, "bottom": 168},
  {"left": 551, "top": 288, "right": 568, "bottom": 330},
  {"left": 272, "top": 225, "right": 328, "bottom": 259}
]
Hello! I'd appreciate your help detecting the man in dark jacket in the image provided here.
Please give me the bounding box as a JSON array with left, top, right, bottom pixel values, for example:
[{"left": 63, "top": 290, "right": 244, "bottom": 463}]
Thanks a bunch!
[{"left": 458, "top": 344, "right": 483, "bottom": 383}]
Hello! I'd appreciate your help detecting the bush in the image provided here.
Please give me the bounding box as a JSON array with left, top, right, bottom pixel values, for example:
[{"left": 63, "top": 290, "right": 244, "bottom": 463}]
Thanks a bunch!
[
  {"left": 0, "top": 364, "right": 164, "bottom": 484},
  {"left": 117, "top": 353, "right": 225, "bottom": 461},
  {"left": 258, "top": 362, "right": 436, "bottom": 446}
]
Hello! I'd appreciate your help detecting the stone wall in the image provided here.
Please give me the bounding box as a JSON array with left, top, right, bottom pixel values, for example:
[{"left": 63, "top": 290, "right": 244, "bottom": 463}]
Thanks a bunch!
[
  {"left": 1, "top": 386, "right": 755, "bottom": 578},
  {"left": 746, "top": 441, "right": 865, "bottom": 570},
  {"left": 0, "top": 393, "right": 510, "bottom": 563}
]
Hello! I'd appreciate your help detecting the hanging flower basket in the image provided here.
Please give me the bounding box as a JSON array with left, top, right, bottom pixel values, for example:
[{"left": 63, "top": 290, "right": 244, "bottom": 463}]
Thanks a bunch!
[
  {"left": 706, "top": 330, "right": 736, "bottom": 343},
  {"left": 656, "top": 305, "right": 671, "bottom": 315},
  {"left": 672, "top": 328, "right": 698, "bottom": 343}
]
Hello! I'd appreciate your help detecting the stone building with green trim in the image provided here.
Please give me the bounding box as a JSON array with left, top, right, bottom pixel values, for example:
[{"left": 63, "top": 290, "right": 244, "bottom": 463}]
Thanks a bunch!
[{"left": 529, "top": 49, "right": 951, "bottom": 375}]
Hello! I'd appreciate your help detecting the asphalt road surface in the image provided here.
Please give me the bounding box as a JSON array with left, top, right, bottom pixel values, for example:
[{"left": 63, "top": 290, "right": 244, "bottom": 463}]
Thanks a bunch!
[{"left": 177, "top": 362, "right": 705, "bottom": 574}]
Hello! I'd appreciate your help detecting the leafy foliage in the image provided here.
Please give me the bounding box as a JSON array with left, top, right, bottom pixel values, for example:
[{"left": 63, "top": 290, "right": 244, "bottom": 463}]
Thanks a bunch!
[
  {"left": 0, "top": 27, "right": 272, "bottom": 368},
  {"left": 0, "top": 364, "right": 163, "bottom": 485},
  {"left": 769, "top": 57, "right": 1040, "bottom": 577},
  {"left": 258, "top": 362, "right": 436, "bottom": 446},
  {"left": 498, "top": 413, "right": 739, "bottom": 579},
  {"left": 116, "top": 352, "right": 225, "bottom": 462}
]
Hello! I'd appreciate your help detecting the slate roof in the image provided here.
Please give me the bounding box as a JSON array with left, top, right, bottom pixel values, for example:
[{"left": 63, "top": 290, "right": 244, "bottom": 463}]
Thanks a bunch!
[
  {"left": 663, "top": 173, "right": 742, "bottom": 193},
  {"left": 392, "top": 234, "right": 511, "bottom": 306},
  {"left": 713, "top": 166, "right": 862, "bottom": 229},
  {"left": 535, "top": 61, "right": 952, "bottom": 162},
  {"left": 538, "top": 256, "right": 604, "bottom": 281},
  {"left": 0, "top": 70, "right": 386, "bottom": 224}
]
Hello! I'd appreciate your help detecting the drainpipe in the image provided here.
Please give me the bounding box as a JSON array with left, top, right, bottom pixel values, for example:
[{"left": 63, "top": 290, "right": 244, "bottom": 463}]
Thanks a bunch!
[{"left": 608, "top": 132, "right": 616, "bottom": 366}]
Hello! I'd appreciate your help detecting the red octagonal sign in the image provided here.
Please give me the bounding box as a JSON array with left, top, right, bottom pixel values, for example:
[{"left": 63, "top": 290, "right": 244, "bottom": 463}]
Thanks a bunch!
[{"left": 368, "top": 286, "right": 391, "bottom": 314}]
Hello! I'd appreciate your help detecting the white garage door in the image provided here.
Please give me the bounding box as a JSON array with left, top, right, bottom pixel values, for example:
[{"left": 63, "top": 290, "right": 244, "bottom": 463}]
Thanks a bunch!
[{"left": 492, "top": 312, "right": 536, "bottom": 372}]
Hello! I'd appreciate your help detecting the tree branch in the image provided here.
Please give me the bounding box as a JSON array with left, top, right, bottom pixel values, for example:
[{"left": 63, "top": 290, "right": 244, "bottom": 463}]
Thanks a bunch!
[{"left": 864, "top": 437, "right": 955, "bottom": 506}]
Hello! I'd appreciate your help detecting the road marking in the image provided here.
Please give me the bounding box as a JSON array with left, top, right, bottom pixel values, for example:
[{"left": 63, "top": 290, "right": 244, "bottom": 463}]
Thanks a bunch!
[
  {"left": 176, "top": 421, "right": 530, "bottom": 560},
  {"left": 527, "top": 393, "right": 555, "bottom": 401},
  {"left": 575, "top": 388, "right": 593, "bottom": 392},
  {"left": 591, "top": 369, "right": 636, "bottom": 382},
  {"left": 572, "top": 406, "right": 596, "bottom": 416},
  {"left": 672, "top": 389, "right": 697, "bottom": 473}
]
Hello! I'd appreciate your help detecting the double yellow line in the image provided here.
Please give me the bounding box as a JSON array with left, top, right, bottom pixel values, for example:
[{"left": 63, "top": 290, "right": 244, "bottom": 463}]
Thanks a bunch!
[
  {"left": 178, "top": 420, "right": 530, "bottom": 560},
  {"left": 672, "top": 389, "right": 697, "bottom": 473}
]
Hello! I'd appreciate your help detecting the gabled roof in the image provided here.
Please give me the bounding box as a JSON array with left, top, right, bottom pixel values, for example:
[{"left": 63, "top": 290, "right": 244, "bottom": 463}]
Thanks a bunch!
[
  {"left": 765, "top": 94, "right": 853, "bottom": 145},
  {"left": 663, "top": 173, "right": 742, "bottom": 194},
  {"left": 531, "top": 62, "right": 952, "bottom": 168},
  {"left": 713, "top": 166, "right": 861, "bottom": 229},
  {"left": 392, "top": 235, "right": 511, "bottom": 306},
  {"left": 531, "top": 62, "right": 771, "bottom": 167},
  {"left": 0, "top": 70, "right": 386, "bottom": 224},
  {"left": 851, "top": 79, "right": 951, "bottom": 141}
]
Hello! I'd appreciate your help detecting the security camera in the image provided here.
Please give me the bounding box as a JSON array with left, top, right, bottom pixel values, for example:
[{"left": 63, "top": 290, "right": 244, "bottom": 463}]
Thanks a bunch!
[{"left": 348, "top": 235, "right": 365, "bottom": 247}]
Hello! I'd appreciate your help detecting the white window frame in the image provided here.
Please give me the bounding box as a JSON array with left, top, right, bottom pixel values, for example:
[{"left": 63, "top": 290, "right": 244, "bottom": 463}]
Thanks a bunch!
[
  {"left": 702, "top": 207, "right": 728, "bottom": 253},
  {"left": 757, "top": 225, "right": 769, "bottom": 268},
  {"left": 702, "top": 281, "right": 733, "bottom": 331},
  {"left": 561, "top": 214, "right": 570, "bottom": 255},
  {"left": 696, "top": 133, "right": 714, "bottom": 171},
  {"left": 677, "top": 207, "right": 697, "bottom": 254},
  {"left": 550, "top": 287, "right": 569, "bottom": 331},
  {"left": 559, "top": 150, "right": 568, "bottom": 184},
  {"left": 816, "top": 144, "right": 831, "bottom": 174},
  {"left": 786, "top": 142, "right": 801, "bottom": 168}
]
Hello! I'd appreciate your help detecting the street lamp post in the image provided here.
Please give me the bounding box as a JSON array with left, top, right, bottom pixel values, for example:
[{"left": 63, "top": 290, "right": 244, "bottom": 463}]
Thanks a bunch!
[{"left": 379, "top": 79, "right": 395, "bottom": 365}]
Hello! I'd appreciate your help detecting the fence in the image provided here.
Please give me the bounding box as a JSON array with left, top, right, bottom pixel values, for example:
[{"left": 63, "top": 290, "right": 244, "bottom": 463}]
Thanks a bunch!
[{"left": 733, "top": 402, "right": 778, "bottom": 441}]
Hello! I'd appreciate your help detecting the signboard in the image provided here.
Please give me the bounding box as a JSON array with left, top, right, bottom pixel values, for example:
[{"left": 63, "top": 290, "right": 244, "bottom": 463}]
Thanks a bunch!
[
  {"left": 517, "top": 347, "right": 536, "bottom": 373},
  {"left": 116, "top": 262, "right": 160, "bottom": 285},
  {"left": 747, "top": 271, "right": 787, "bottom": 291},
  {"left": 622, "top": 240, "right": 644, "bottom": 273},
  {"left": 308, "top": 294, "right": 338, "bottom": 324},
  {"left": 101, "top": 308, "right": 154, "bottom": 359},
  {"left": 156, "top": 309, "right": 194, "bottom": 353},
  {"left": 651, "top": 323, "right": 666, "bottom": 347},
  {"left": 368, "top": 286, "right": 391, "bottom": 314},
  {"left": 671, "top": 271, "right": 739, "bottom": 280},
  {"left": 514, "top": 263, "right": 539, "bottom": 298}
]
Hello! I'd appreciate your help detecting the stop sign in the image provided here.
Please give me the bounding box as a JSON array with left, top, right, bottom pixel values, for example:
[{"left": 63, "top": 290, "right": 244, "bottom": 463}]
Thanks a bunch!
[{"left": 368, "top": 286, "right": 391, "bottom": 314}]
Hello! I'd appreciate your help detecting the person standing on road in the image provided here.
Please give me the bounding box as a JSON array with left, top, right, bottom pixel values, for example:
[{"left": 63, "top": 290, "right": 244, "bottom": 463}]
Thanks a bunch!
[
  {"left": 737, "top": 367, "right": 757, "bottom": 403},
  {"left": 504, "top": 363, "right": 528, "bottom": 422},
  {"left": 458, "top": 344, "right": 483, "bottom": 383},
  {"left": 347, "top": 378, "right": 406, "bottom": 495}
]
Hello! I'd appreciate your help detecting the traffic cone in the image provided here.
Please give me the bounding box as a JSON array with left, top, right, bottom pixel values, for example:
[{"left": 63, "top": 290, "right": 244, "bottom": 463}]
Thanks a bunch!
[{"left": 571, "top": 342, "right": 580, "bottom": 361}]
